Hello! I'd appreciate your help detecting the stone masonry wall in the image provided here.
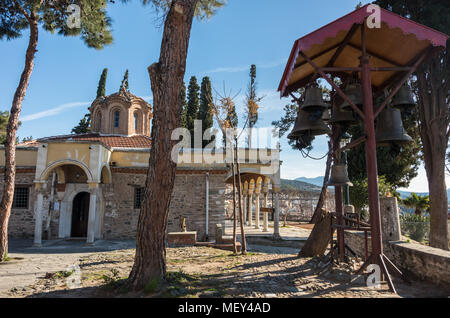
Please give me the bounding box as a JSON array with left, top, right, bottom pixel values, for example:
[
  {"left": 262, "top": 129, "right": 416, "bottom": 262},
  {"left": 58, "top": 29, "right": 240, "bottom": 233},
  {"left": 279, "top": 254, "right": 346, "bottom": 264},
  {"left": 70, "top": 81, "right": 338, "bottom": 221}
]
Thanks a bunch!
[
  {"left": 102, "top": 171, "right": 226, "bottom": 240},
  {"left": 5, "top": 170, "right": 227, "bottom": 241},
  {"left": 2, "top": 173, "right": 36, "bottom": 238},
  {"left": 102, "top": 172, "right": 145, "bottom": 239},
  {"left": 168, "top": 173, "right": 227, "bottom": 241},
  {"left": 345, "top": 230, "right": 450, "bottom": 287}
]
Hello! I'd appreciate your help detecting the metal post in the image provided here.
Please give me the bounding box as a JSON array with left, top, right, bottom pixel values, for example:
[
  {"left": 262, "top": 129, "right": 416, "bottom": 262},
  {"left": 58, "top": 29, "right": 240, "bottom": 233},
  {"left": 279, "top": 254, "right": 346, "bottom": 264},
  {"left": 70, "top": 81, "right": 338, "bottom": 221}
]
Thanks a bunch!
[
  {"left": 343, "top": 151, "right": 350, "bottom": 205},
  {"left": 332, "top": 124, "right": 345, "bottom": 262},
  {"left": 360, "top": 24, "right": 383, "bottom": 258}
]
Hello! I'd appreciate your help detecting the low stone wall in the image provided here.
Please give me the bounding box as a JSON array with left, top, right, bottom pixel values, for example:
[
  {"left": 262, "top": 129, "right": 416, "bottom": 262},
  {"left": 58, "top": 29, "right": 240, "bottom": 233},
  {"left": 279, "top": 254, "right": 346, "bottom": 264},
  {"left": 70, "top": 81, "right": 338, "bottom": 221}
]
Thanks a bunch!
[{"left": 344, "top": 230, "right": 450, "bottom": 287}]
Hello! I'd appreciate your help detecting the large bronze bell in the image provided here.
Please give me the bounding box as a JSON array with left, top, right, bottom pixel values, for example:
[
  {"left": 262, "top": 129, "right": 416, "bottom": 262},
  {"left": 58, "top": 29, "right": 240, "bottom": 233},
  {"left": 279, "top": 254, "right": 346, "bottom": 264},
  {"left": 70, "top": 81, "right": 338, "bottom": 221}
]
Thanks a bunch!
[
  {"left": 327, "top": 163, "right": 353, "bottom": 187},
  {"left": 329, "top": 103, "right": 356, "bottom": 124},
  {"left": 287, "top": 109, "right": 331, "bottom": 140},
  {"left": 300, "top": 85, "right": 329, "bottom": 114},
  {"left": 375, "top": 107, "right": 413, "bottom": 146},
  {"left": 340, "top": 83, "right": 363, "bottom": 112},
  {"left": 392, "top": 83, "right": 415, "bottom": 109}
]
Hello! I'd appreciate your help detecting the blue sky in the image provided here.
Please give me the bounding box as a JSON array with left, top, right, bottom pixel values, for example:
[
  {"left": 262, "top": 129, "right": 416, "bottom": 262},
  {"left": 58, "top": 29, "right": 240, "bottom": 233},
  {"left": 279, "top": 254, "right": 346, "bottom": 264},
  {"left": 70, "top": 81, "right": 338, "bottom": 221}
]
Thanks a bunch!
[{"left": 0, "top": 0, "right": 447, "bottom": 192}]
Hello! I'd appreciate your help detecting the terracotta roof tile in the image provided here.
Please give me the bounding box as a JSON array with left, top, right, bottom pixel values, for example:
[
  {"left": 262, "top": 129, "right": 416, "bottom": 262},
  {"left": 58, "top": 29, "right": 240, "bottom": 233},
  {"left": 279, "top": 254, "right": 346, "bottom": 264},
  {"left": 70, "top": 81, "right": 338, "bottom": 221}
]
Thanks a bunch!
[{"left": 37, "top": 133, "right": 152, "bottom": 149}]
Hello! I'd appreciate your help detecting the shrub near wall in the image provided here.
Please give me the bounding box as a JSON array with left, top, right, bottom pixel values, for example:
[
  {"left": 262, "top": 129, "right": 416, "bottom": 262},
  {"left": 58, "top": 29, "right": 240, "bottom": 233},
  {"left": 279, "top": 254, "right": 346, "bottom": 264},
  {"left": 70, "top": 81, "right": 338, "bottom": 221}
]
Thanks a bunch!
[{"left": 400, "top": 214, "right": 430, "bottom": 243}]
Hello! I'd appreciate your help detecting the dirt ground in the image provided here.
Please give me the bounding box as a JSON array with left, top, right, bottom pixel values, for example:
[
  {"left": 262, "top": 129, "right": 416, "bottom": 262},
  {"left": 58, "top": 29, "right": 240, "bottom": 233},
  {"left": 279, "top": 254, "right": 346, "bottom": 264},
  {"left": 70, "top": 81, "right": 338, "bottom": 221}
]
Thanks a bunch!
[{"left": 2, "top": 242, "right": 449, "bottom": 298}]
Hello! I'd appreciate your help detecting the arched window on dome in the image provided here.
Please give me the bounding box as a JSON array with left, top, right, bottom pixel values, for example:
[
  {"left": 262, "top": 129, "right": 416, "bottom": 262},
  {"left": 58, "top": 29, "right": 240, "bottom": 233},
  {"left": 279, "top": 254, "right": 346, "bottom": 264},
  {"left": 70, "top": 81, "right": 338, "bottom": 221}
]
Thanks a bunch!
[
  {"left": 134, "top": 113, "right": 138, "bottom": 133},
  {"left": 114, "top": 111, "right": 120, "bottom": 128}
]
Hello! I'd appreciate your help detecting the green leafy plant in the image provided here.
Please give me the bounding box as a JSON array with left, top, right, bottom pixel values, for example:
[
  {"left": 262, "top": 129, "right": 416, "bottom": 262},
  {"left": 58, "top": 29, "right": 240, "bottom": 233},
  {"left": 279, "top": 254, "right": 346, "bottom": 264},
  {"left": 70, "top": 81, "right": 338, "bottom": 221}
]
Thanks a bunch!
[
  {"left": 349, "top": 175, "right": 397, "bottom": 219},
  {"left": 144, "top": 277, "right": 160, "bottom": 294},
  {"left": 402, "top": 193, "right": 430, "bottom": 216}
]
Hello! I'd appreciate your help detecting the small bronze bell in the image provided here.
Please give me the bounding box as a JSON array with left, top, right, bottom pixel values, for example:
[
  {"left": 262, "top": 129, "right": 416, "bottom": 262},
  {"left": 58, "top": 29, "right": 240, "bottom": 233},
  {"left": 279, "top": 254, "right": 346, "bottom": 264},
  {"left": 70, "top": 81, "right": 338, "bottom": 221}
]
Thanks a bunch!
[
  {"left": 375, "top": 107, "right": 413, "bottom": 146},
  {"left": 287, "top": 109, "right": 331, "bottom": 140},
  {"left": 392, "top": 83, "right": 415, "bottom": 109},
  {"left": 327, "top": 163, "right": 353, "bottom": 187},
  {"left": 300, "top": 84, "right": 329, "bottom": 114},
  {"left": 329, "top": 103, "right": 356, "bottom": 124},
  {"left": 340, "top": 83, "right": 363, "bottom": 112}
]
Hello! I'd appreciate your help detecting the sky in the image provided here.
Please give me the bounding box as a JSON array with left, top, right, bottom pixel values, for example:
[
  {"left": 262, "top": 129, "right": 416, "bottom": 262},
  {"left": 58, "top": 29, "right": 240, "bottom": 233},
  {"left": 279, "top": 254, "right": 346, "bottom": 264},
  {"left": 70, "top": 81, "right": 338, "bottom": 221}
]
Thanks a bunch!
[{"left": 0, "top": 0, "right": 447, "bottom": 193}]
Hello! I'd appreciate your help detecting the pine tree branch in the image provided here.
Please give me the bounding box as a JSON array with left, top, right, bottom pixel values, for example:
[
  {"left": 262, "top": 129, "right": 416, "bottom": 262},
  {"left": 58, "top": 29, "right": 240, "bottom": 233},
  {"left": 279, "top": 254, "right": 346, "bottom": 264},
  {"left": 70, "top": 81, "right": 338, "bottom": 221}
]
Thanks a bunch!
[{"left": 12, "top": 0, "right": 32, "bottom": 22}]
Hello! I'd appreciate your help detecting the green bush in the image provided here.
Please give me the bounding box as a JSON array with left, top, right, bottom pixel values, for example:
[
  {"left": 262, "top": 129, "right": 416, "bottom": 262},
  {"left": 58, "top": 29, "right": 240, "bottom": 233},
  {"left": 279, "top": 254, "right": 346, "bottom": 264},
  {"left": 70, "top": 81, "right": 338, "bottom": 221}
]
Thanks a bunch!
[{"left": 400, "top": 214, "right": 430, "bottom": 242}]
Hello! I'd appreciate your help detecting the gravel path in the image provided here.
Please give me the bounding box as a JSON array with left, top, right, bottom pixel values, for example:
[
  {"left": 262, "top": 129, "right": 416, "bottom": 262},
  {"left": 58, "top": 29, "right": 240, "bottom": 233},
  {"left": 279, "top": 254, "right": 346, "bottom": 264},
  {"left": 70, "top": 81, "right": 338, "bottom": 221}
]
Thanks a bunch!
[
  {"left": 2, "top": 242, "right": 448, "bottom": 298},
  {"left": 0, "top": 239, "right": 135, "bottom": 297}
]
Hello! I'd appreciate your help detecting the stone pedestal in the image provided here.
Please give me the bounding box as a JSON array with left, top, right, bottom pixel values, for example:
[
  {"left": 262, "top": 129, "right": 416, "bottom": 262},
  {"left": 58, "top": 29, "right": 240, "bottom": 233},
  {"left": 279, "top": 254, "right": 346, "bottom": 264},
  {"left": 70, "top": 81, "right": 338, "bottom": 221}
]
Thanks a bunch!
[
  {"left": 380, "top": 197, "right": 401, "bottom": 243},
  {"left": 168, "top": 232, "right": 197, "bottom": 246},
  {"left": 215, "top": 224, "right": 223, "bottom": 244},
  {"left": 344, "top": 205, "right": 355, "bottom": 214}
]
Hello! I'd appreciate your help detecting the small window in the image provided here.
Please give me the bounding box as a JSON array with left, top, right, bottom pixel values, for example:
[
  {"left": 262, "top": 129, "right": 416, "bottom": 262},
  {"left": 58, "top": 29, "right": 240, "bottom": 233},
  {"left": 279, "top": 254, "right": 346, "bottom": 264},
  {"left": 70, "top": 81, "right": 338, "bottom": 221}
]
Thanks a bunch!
[
  {"left": 114, "top": 111, "right": 120, "bottom": 128},
  {"left": 12, "top": 187, "right": 29, "bottom": 209},
  {"left": 134, "top": 187, "right": 144, "bottom": 209},
  {"left": 134, "top": 113, "right": 138, "bottom": 132}
]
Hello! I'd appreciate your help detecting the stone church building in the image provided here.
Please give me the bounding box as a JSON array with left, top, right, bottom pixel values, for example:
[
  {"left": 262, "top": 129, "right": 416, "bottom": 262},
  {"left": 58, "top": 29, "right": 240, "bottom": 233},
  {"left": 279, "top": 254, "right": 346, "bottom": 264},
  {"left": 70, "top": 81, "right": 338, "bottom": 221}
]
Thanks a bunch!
[{"left": 0, "top": 91, "right": 281, "bottom": 246}]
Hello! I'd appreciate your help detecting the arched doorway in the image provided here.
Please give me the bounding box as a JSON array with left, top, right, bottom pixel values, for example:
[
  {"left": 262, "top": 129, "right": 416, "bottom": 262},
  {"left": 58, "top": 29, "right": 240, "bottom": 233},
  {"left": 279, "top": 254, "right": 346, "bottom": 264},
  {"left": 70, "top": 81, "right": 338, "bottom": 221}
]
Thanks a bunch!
[{"left": 71, "top": 192, "right": 90, "bottom": 237}]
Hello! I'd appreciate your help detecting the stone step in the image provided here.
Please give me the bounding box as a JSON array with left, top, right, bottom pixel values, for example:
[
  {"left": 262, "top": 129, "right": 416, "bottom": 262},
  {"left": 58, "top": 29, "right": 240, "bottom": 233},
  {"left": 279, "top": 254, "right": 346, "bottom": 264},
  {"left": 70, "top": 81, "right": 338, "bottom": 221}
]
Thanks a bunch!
[{"left": 195, "top": 241, "right": 242, "bottom": 253}]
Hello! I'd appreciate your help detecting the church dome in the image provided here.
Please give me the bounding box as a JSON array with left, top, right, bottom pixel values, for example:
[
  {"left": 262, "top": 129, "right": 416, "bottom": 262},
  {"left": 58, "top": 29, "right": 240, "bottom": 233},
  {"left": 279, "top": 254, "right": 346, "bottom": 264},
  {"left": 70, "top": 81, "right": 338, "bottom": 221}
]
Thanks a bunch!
[{"left": 89, "top": 90, "right": 152, "bottom": 136}]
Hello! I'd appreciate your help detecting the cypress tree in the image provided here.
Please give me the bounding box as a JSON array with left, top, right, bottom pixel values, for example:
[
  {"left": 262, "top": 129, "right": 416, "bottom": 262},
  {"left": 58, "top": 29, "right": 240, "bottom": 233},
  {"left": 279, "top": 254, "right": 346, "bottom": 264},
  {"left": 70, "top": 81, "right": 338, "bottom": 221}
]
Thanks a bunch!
[
  {"left": 198, "top": 76, "right": 214, "bottom": 147},
  {"left": 245, "top": 64, "right": 262, "bottom": 147},
  {"left": 96, "top": 68, "right": 108, "bottom": 98},
  {"left": 72, "top": 67, "right": 109, "bottom": 134},
  {"left": 120, "top": 69, "right": 129, "bottom": 92},
  {"left": 247, "top": 64, "right": 258, "bottom": 127},
  {"left": 186, "top": 76, "right": 200, "bottom": 146}
]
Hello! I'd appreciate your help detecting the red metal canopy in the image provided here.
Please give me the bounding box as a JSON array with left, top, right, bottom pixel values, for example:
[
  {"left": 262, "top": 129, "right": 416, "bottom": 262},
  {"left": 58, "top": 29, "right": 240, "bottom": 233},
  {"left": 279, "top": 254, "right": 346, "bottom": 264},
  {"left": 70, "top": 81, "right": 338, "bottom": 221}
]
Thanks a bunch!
[{"left": 278, "top": 4, "right": 448, "bottom": 97}]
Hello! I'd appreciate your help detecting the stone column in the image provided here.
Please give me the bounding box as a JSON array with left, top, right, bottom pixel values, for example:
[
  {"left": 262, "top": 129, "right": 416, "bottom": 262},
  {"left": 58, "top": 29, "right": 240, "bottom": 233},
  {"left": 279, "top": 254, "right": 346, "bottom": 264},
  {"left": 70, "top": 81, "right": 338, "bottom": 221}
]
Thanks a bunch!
[
  {"left": 254, "top": 191, "right": 261, "bottom": 229},
  {"left": 262, "top": 183, "right": 269, "bottom": 232},
  {"left": 242, "top": 182, "right": 248, "bottom": 224},
  {"left": 86, "top": 183, "right": 98, "bottom": 245},
  {"left": 33, "top": 188, "right": 45, "bottom": 247},
  {"left": 247, "top": 189, "right": 254, "bottom": 227},
  {"left": 273, "top": 187, "right": 281, "bottom": 240}
]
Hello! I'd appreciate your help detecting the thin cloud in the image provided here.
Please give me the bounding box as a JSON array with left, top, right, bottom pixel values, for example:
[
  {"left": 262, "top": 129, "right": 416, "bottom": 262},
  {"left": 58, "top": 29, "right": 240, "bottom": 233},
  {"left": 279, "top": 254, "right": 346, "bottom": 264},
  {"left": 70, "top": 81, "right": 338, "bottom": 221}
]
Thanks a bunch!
[
  {"left": 21, "top": 102, "right": 90, "bottom": 122},
  {"left": 203, "top": 58, "right": 287, "bottom": 75}
]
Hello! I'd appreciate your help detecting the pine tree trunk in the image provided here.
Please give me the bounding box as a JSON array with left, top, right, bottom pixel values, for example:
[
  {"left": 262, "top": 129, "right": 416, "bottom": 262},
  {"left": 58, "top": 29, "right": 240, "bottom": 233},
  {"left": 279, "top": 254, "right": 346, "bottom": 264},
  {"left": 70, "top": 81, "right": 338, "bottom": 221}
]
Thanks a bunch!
[
  {"left": 416, "top": 48, "right": 449, "bottom": 251},
  {"left": 127, "top": 0, "right": 198, "bottom": 290},
  {"left": 0, "top": 17, "right": 38, "bottom": 262},
  {"left": 310, "top": 141, "right": 332, "bottom": 224},
  {"left": 299, "top": 209, "right": 332, "bottom": 257}
]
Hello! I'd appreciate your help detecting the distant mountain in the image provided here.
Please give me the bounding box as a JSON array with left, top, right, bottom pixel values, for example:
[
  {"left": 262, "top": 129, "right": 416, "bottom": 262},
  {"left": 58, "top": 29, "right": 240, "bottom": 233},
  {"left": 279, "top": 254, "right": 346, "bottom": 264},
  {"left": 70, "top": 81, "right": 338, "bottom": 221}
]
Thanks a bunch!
[
  {"left": 281, "top": 179, "right": 322, "bottom": 192},
  {"left": 295, "top": 176, "right": 325, "bottom": 187}
]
